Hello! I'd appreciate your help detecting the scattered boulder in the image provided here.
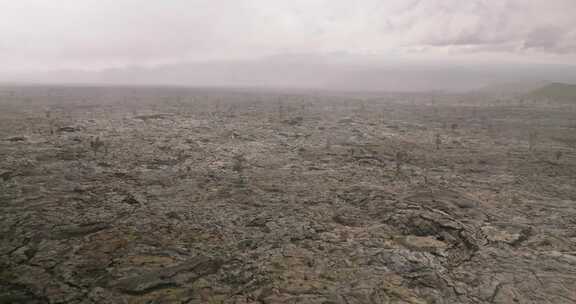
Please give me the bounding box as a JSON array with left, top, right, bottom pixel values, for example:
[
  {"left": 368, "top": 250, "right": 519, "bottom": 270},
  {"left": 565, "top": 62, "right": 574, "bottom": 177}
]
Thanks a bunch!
[
  {"left": 57, "top": 126, "right": 81, "bottom": 133},
  {"left": 111, "top": 256, "right": 223, "bottom": 295},
  {"left": 120, "top": 194, "right": 142, "bottom": 206},
  {"left": 134, "top": 113, "right": 172, "bottom": 121},
  {"left": 402, "top": 188, "right": 485, "bottom": 220},
  {"left": 283, "top": 116, "right": 304, "bottom": 126},
  {"left": 51, "top": 222, "right": 112, "bottom": 240},
  {"left": 395, "top": 235, "right": 449, "bottom": 252},
  {"left": 332, "top": 209, "right": 367, "bottom": 227},
  {"left": 0, "top": 170, "right": 14, "bottom": 181},
  {"left": 481, "top": 224, "right": 532, "bottom": 246},
  {"left": 5, "top": 136, "right": 27, "bottom": 142},
  {"left": 338, "top": 117, "right": 354, "bottom": 124},
  {"left": 246, "top": 216, "right": 270, "bottom": 228},
  {"left": 0, "top": 281, "right": 50, "bottom": 304}
]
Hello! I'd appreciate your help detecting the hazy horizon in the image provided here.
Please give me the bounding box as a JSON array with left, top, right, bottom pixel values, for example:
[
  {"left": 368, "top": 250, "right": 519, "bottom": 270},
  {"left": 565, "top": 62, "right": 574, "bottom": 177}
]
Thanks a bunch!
[{"left": 1, "top": 0, "right": 576, "bottom": 90}]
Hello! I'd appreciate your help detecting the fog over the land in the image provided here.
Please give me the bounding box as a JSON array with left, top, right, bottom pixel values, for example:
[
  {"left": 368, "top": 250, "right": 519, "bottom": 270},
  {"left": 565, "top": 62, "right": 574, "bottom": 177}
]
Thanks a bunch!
[{"left": 1, "top": 0, "right": 576, "bottom": 91}]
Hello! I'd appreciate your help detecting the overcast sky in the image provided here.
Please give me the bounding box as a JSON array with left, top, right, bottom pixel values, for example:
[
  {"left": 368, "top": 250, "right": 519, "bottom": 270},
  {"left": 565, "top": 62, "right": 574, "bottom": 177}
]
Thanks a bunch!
[{"left": 1, "top": 0, "right": 576, "bottom": 72}]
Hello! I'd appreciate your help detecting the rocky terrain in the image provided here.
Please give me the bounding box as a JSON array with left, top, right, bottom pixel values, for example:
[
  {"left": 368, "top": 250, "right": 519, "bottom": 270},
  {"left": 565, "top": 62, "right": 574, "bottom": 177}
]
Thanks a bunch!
[{"left": 1, "top": 87, "right": 576, "bottom": 303}]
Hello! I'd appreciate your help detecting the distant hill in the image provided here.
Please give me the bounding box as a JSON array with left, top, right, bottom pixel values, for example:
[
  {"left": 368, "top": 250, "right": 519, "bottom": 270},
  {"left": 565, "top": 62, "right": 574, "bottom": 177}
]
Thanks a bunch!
[
  {"left": 527, "top": 82, "right": 576, "bottom": 103},
  {"left": 475, "top": 81, "right": 549, "bottom": 96},
  {"left": 4, "top": 54, "right": 576, "bottom": 92}
]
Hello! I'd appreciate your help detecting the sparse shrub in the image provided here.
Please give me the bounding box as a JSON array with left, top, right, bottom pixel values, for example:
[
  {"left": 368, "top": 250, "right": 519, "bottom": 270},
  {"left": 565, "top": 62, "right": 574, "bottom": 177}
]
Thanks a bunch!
[
  {"left": 325, "top": 137, "right": 332, "bottom": 151},
  {"left": 555, "top": 150, "right": 563, "bottom": 161},
  {"left": 277, "top": 100, "right": 285, "bottom": 121},
  {"left": 348, "top": 147, "right": 355, "bottom": 157},
  {"left": 45, "top": 109, "right": 56, "bottom": 135},
  {"left": 232, "top": 153, "right": 246, "bottom": 186},
  {"left": 227, "top": 104, "right": 237, "bottom": 117},
  {"left": 359, "top": 101, "right": 366, "bottom": 112},
  {"left": 435, "top": 133, "right": 442, "bottom": 150},
  {"left": 395, "top": 150, "right": 408, "bottom": 177},
  {"left": 528, "top": 130, "right": 538, "bottom": 151},
  {"left": 283, "top": 116, "right": 303, "bottom": 126},
  {"left": 213, "top": 99, "right": 222, "bottom": 115},
  {"left": 89, "top": 136, "right": 107, "bottom": 156},
  {"left": 300, "top": 102, "right": 307, "bottom": 115}
]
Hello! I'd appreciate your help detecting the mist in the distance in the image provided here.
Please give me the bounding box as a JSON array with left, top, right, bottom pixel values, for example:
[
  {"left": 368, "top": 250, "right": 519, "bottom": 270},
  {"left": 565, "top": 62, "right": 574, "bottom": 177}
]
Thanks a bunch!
[{"left": 1, "top": 0, "right": 576, "bottom": 91}]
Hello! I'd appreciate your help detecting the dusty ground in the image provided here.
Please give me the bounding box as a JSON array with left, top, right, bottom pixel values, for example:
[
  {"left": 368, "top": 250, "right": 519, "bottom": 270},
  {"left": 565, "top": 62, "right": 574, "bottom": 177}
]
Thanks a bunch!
[{"left": 1, "top": 86, "right": 576, "bottom": 303}]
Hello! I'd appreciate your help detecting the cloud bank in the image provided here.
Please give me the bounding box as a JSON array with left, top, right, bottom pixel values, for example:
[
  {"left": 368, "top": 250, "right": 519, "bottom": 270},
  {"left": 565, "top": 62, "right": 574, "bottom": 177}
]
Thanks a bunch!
[{"left": 0, "top": 0, "right": 575, "bottom": 72}]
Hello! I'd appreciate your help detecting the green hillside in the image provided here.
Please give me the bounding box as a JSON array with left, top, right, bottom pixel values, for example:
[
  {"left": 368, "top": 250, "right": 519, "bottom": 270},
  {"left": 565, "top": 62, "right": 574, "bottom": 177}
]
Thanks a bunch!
[{"left": 528, "top": 82, "right": 576, "bottom": 102}]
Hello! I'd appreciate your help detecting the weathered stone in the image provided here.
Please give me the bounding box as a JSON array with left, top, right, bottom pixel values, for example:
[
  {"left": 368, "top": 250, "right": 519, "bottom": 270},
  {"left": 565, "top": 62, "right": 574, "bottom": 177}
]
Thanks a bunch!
[
  {"left": 51, "top": 222, "right": 112, "bottom": 240},
  {"left": 5, "top": 136, "right": 27, "bottom": 142},
  {"left": 396, "top": 235, "right": 449, "bottom": 251},
  {"left": 111, "top": 256, "right": 223, "bottom": 295},
  {"left": 58, "top": 126, "right": 81, "bottom": 133}
]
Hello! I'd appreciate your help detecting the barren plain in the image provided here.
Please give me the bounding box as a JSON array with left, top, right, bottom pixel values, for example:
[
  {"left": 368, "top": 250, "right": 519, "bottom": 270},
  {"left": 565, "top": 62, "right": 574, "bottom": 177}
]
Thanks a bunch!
[{"left": 1, "top": 86, "right": 576, "bottom": 303}]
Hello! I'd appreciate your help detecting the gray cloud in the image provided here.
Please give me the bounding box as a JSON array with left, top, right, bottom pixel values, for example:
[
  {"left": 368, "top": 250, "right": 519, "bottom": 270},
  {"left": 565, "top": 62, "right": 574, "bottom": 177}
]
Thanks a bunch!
[
  {"left": 523, "top": 27, "right": 576, "bottom": 54},
  {"left": 0, "top": 0, "right": 575, "bottom": 72},
  {"left": 392, "top": 0, "right": 576, "bottom": 55}
]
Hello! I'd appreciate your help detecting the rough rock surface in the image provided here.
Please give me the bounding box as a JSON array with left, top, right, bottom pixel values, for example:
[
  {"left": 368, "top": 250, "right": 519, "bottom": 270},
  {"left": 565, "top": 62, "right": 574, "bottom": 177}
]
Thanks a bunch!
[{"left": 1, "top": 88, "right": 576, "bottom": 303}]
